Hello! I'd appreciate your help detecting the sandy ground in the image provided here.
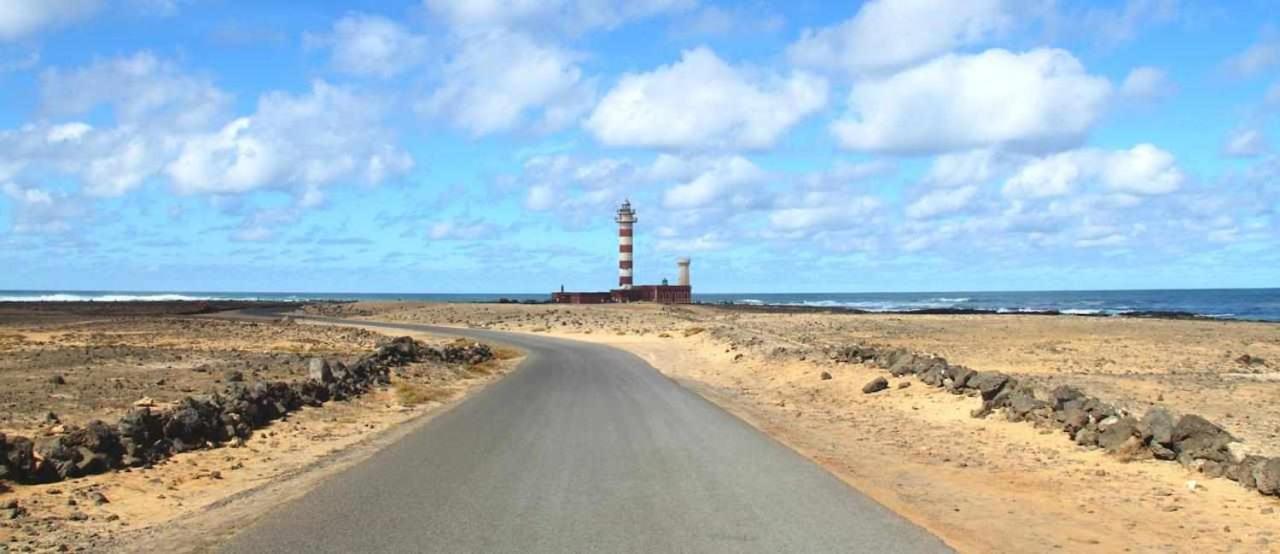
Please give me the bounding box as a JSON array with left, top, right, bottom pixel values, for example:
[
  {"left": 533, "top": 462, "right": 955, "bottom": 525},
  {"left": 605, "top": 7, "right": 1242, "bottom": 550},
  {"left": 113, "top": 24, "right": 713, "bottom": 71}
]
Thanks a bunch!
[
  {"left": 0, "top": 307, "right": 522, "bottom": 553},
  {"left": 342, "top": 301, "right": 1280, "bottom": 553}
]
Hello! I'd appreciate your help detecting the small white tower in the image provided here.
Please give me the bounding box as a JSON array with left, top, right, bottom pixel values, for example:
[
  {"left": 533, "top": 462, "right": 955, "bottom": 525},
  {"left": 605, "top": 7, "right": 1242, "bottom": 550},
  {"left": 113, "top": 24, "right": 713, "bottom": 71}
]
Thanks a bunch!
[{"left": 677, "top": 257, "right": 691, "bottom": 287}]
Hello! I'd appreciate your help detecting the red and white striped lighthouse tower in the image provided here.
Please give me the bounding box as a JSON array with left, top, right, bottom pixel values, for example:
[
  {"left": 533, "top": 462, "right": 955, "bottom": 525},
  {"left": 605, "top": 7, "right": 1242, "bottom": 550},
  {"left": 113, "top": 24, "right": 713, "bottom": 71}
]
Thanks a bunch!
[{"left": 615, "top": 199, "right": 637, "bottom": 289}]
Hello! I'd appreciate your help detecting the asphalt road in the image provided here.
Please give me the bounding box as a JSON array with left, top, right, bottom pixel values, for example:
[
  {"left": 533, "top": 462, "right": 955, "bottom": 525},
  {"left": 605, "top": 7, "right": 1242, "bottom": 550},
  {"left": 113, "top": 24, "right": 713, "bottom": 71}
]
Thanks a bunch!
[{"left": 221, "top": 320, "right": 951, "bottom": 553}]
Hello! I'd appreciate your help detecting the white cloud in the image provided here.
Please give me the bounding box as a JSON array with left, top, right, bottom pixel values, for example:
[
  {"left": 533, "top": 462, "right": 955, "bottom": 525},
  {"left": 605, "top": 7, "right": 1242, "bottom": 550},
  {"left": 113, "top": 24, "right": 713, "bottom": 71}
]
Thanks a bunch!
[
  {"left": 423, "top": 0, "right": 694, "bottom": 34},
  {"left": 0, "top": 0, "right": 101, "bottom": 41},
  {"left": 427, "top": 219, "right": 500, "bottom": 240},
  {"left": 1224, "top": 32, "right": 1280, "bottom": 78},
  {"left": 1267, "top": 82, "right": 1280, "bottom": 108},
  {"left": 309, "top": 13, "right": 428, "bottom": 78},
  {"left": 514, "top": 154, "right": 660, "bottom": 214},
  {"left": 669, "top": 5, "right": 785, "bottom": 38},
  {"left": 167, "top": 81, "right": 412, "bottom": 196},
  {"left": 1066, "top": 0, "right": 1179, "bottom": 47},
  {"left": 906, "top": 185, "right": 978, "bottom": 219},
  {"left": 655, "top": 232, "right": 729, "bottom": 252},
  {"left": 923, "top": 149, "right": 1008, "bottom": 188},
  {"left": 1003, "top": 153, "right": 1080, "bottom": 198},
  {"left": 1120, "top": 66, "right": 1175, "bottom": 101},
  {"left": 662, "top": 155, "right": 767, "bottom": 209},
  {"left": 1223, "top": 128, "right": 1268, "bottom": 158},
  {"left": 46, "top": 122, "right": 92, "bottom": 143},
  {"left": 787, "top": 0, "right": 1013, "bottom": 76},
  {"left": 831, "top": 48, "right": 1112, "bottom": 154},
  {"left": 1003, "top": 144, "right": 1184, "bottom": 199},
  {"left": 1102, "top": 144, "right": 1184, "bottom": 194},
  {"left": 1, "top": 182, "right": 86, "bottom": 234},
  {"left": 40, "top": 51, "right": 230, "bottom": 130},
  {"left": 797, "top": 160, "right": 896, "bottom": 190},
  {"left": 770, "top": 193, "right": 881, "bottom": 231},
  {"left": 586, "top": 47, "right": 828, "bottom": 150},
  {"left": 422, "top": 29, "right": 594, "bottom": 136}
]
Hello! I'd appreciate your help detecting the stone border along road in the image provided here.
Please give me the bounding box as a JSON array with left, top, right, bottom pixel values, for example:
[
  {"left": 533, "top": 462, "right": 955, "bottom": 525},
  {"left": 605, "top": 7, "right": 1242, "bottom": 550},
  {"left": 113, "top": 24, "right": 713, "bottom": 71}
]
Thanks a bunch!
[
  {"left": 0, "top": 337, "right": 494, "bottom": 488},
  {"left": 220, "top": 317, "right": 952, "bottom": 553},
  {"left": 834, "top": 345, "right": 1280, "bottom": 498}
]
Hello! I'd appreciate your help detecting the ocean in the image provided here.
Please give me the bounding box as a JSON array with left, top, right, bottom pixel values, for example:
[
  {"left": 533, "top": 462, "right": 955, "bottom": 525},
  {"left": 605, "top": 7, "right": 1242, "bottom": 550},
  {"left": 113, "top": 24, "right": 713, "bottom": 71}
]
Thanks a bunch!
[{"left": 2, "top": 289, "right": 1279, "bottom": 322}]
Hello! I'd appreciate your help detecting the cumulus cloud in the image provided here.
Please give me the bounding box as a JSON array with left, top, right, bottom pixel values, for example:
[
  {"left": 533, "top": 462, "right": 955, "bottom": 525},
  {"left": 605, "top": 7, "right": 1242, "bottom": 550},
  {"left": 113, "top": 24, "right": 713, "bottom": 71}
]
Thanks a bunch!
[
  {"left": 307, "top": 13, "right": 429, "bottom": 78},
  {"left": 769, "top": 193, "right": 881, "bottom": 232},
  {"left": 586, "top": 47, "right": 828, "bottom": 150},
  {"left": 421, "top": 29, "right": 594, "bottom": 136},
  {"left": 166, "top": 81, "right": 412, "bottom": 196},
  {"left": 0, "top": 0, "right": 101, "bottom": 41},
  {"left": 1223, "top": 128, "right": 1268, "bottom": 158},
  {"left": 668, "top": 5, "right": 785, "bottom": 38},
  {"left": 1003, "top": 144, "right": 1185, "bottom": 198},
  {"left": 654, "top": 232, "right": 729, "bottom": 252},
  {"left": 906, "top": 185, "right": 979, "bottom": 219},
  {"left": 830, "top": 48, "right": 1112, "bottom": 154},
  {"left": 40, "top": 51, "right": 230, "bottom": 130},
  {"left": 923, "top": 149, "right": 1009, "bottom": 188},
  {"left": 662, "top": 155, "right": 767, "bottom": 209},
  {"left": 787, "top": 0, "right": 1012, "bottom": 76},
  {"left": 423, "top": 0, "right": 694, "bottom": 34},
  {"left": 511, "top": 154, "right": 685, "bottom": 220},
  {"left": 1, "top": 182, "right": 86, "bottom": 234},
  {"left": 1223, "top": 30, "right": 1280, "bottom": 78},
  {"left": 1120, "top": 66, "right": 1175, "bottom": 101}
]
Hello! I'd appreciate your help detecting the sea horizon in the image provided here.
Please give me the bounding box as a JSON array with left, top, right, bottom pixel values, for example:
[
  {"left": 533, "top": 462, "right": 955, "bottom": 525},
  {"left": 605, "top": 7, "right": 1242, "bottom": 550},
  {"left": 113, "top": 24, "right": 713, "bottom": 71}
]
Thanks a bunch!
[{"left": 4, "top": 288, "right": 1279, "bottom": 322}]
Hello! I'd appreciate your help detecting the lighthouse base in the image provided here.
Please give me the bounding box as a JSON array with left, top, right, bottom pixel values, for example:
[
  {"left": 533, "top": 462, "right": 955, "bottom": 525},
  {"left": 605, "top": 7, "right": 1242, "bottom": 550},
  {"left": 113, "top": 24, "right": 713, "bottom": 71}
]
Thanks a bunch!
[{"left": 551, "top": 284, "right": 691, "bottom": 305}]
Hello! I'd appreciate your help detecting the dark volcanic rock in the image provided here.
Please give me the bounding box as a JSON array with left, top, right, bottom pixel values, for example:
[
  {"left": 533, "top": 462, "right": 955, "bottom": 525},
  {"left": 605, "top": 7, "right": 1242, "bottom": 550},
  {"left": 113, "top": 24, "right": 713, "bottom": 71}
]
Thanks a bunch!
[
  {"left": 1171, "top": 414, "right": 1234, "bottom": 464},
  {"left": 861, "top": 377, "right": 888, "bottom": 394},
  {"left": 887, "top": 352, "right": 918, "bottom": 377},
  {"left": 966, "top": 372, "right": 1011, "bottom": 401},
  {"left": 1255, "top": 458, "right": 1280, "bottom": 496},
  {"left": 1139, "top": 407, "right": 1177, "bottom": 447},
  {"left": 1232, "top": 456, "right": 1269, "bottom": 490},
  {"left": 1050, "top": 386, "right": 1085, "bottom": 410},
  {"left": 1098, "top": 417, "right": 1140, "bottom": 452},
  {"left": 820, "top": 371, "right": 832, "bottom": 381},
  {"left": 1074, "top": 426, "right": 1100, "bottom": 447},
  {"left": 942, "top": 365, "right": 976, "bottom": 392},
  {"left": 1006, "top": 387, "right": 1048, "bottom": 422}
]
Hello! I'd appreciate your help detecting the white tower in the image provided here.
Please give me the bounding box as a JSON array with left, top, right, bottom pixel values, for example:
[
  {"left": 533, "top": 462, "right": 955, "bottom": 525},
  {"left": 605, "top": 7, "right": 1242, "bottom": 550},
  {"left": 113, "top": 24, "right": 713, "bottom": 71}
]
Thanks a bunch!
[
  {"left": 677, "top": 257, "right": 690, "bottom": 286},
  {"left": 616, "top": 200, "right": 637, "bottom": 289}
]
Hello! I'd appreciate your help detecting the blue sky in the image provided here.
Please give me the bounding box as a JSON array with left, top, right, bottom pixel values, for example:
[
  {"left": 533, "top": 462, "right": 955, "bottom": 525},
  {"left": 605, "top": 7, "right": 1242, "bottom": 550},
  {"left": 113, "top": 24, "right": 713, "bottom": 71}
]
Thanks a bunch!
[{"left": 0, "top": 0, "right": 1277, "bottom": 293}]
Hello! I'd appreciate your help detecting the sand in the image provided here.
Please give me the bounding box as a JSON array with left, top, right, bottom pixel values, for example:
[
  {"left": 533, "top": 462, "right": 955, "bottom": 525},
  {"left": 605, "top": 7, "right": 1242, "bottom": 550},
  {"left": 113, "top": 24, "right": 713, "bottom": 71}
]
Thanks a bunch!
[{"left": 339, "top": 301, "right": 1280, "bottom": 553}]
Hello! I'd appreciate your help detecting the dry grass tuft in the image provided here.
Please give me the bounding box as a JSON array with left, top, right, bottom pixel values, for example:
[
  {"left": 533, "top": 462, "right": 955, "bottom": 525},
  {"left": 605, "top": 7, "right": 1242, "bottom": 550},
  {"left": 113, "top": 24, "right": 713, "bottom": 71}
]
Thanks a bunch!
[
  {"left": 491, "top": 346, "right": 523, "bottom": 360},
  {"left": 682, "top": 327, "right": 706, "bottom": 337},
  {"left": 394, "top": 382, "right": 449, "bottom": 406}
]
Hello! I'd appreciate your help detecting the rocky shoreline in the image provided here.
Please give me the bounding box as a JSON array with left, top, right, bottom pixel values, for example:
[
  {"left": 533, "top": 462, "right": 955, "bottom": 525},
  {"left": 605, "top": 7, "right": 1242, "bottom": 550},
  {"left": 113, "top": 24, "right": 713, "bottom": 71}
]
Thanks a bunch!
[
  {"left": 0, "top": 336, "right": 493, "bottom": 492},
  {"left": 712, "top": 302, "right": 1234, "bottom": 321},
  {"left": 834, "top": 343, "right": 1280, "bottom": 498}
]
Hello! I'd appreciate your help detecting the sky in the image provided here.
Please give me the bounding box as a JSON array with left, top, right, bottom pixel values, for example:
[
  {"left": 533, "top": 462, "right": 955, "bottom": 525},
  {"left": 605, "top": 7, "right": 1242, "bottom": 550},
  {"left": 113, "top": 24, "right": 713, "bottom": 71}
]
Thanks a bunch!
[{"left": 0, "top": 0, "right": 1277, "bottom": 294}]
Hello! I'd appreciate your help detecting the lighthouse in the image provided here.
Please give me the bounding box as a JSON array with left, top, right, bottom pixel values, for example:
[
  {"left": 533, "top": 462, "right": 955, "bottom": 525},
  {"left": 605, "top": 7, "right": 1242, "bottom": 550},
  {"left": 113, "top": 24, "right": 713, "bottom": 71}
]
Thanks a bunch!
[
  {"left": 549, "top": 200, "right": 690, "bottom": 304},
  {"left": 616, "top": 199, "right": 637, "bottom": 289}
]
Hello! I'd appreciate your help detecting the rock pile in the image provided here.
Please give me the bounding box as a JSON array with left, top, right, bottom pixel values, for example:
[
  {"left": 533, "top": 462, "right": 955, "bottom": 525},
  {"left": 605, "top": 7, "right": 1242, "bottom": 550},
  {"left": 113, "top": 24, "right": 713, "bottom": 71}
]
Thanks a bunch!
[
  {"left": 833, "top": 344, "right": 1280, "bottom": 499},
  {"left": 0, "top": 336, "right": 494, "bottom": 485}
]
